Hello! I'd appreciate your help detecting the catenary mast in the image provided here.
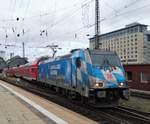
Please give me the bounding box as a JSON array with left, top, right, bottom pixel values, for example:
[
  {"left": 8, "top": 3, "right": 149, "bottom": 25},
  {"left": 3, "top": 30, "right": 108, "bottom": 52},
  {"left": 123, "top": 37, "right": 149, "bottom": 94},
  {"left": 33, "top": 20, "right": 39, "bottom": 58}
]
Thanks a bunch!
[{"left": 95, "top": 0, "right": 100, "bottom": 49}]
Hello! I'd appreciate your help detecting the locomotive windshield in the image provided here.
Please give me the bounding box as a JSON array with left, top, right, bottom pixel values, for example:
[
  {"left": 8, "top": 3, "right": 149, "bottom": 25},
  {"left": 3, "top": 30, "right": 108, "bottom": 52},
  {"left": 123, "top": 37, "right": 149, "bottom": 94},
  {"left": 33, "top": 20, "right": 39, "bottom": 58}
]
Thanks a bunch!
[{"left": 90, "top": 53, "right": 121, "bottom": 67}]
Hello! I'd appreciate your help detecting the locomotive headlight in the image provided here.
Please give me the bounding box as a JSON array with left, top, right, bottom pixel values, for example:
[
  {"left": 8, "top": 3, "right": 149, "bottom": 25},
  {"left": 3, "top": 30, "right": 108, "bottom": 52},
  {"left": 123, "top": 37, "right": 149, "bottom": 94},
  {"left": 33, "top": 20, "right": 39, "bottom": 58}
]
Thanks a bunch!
[
  {"left": 119, "top": 82, "right": 124, "bottom": 87},
  {"left": 94, "top": 81, "right": 104, "bottom": 88},
  {"left": 95, "top": 83, "right": 100, "bottom": 87}
]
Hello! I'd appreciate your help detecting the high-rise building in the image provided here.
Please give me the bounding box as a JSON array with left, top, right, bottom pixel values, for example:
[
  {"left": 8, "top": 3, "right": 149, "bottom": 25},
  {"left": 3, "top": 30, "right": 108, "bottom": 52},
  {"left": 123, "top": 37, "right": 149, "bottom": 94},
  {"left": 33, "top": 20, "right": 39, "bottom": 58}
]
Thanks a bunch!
[{"left": 89, "top": 22, "right": 150, "bottom": 64}]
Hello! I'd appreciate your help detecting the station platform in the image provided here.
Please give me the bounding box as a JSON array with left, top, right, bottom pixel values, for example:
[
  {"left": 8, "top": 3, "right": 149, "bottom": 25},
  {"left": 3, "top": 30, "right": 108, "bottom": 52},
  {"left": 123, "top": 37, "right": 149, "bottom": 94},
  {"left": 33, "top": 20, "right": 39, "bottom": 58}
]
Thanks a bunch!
[
  {"left": 0, "top": 82, "right": 68, "bottom": 124},
  {"left": 0, "top": 85, "right": 48, "bottom": 124},
  {"left": 130, "top": 89, "right": 150, "bottom": 95},
  {"left": 130, "top": 89, "right": 150, "bottom": 99}
]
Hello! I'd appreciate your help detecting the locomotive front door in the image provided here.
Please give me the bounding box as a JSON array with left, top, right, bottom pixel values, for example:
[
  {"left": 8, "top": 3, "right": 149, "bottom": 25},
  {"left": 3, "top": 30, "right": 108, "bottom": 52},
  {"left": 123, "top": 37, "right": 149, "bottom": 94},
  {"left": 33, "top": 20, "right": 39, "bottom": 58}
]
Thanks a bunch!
[{"left": 71, "top": 57, "right": 81, "bottom": 88}]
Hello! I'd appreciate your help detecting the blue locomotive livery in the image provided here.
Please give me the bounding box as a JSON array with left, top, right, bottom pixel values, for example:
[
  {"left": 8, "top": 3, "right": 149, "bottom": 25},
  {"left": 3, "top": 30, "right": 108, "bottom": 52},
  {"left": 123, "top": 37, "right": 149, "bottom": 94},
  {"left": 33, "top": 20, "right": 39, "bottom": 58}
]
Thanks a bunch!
[{"left": 38, "top": 49, "right": 129, "bottom": 107}]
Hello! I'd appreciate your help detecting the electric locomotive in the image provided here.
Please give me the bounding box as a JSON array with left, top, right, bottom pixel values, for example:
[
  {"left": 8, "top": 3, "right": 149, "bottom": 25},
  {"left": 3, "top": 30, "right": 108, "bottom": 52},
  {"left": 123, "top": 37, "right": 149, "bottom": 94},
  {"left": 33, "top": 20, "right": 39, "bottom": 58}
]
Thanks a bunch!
[{"left": 38, "top": 49, "right": 129, "bottom": 107}]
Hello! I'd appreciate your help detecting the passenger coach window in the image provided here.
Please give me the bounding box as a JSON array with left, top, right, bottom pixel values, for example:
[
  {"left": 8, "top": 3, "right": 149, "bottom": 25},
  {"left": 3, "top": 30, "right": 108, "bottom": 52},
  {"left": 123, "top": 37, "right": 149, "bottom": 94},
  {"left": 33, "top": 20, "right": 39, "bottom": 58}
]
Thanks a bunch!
[
  {"left": 31, "top": 68, "right": 35, "bottom": 73},
  {"left": 141, "top": 72, "right": 148, "bottom": 83},
  {"left": 126, "top": 71, "right": 132, "bottom": 81}
]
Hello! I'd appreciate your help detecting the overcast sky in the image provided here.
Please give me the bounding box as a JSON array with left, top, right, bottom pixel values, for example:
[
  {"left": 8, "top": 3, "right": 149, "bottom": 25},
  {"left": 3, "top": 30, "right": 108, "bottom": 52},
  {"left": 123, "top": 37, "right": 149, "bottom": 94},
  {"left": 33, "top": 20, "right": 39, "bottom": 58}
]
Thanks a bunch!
[{"left": 0, "top": 0, "right": 150, "bottom": 61}]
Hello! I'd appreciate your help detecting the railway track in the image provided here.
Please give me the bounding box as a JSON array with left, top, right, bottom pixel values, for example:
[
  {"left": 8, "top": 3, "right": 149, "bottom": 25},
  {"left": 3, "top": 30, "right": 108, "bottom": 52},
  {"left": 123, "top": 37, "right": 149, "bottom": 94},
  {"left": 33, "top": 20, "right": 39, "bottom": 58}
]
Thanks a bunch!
[
  {"left": 118, "top": 106, "right": 150, "bottom": 118},
  {"left": 110, "top": 107, "right": 150, "bottom": 123},
  {"left": 1, "top": 77, "right": 150, "bottom": 124}
]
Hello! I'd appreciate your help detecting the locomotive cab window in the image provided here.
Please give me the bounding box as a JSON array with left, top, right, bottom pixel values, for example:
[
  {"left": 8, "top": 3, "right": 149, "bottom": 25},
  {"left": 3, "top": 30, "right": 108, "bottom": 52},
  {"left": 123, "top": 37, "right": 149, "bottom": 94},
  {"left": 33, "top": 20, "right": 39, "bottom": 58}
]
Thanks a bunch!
[
  {"left": 76, "top": 57, "right": 81, "bottom": 68},
  {"left": 90, "top": 53, "right": 121, "bottom": 67}
]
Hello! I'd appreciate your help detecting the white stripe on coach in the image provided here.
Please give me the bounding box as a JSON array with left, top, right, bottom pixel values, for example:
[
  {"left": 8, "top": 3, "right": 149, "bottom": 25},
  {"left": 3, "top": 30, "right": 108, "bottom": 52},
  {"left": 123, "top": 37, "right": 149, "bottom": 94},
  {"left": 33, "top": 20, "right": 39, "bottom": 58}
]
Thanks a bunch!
[{"left": 0, "top": 83, "right": 68, "bottom": 124}]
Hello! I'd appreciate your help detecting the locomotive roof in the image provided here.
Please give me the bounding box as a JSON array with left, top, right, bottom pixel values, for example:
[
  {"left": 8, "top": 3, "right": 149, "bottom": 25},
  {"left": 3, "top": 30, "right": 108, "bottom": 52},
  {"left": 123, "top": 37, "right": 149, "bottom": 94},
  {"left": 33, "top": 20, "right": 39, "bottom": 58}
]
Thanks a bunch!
[
  {"left": 70, "top": 48, "right": 117, "bottom": 55},
  {"left": 58, "top": 54, "right": 71, "bottom": 59}
]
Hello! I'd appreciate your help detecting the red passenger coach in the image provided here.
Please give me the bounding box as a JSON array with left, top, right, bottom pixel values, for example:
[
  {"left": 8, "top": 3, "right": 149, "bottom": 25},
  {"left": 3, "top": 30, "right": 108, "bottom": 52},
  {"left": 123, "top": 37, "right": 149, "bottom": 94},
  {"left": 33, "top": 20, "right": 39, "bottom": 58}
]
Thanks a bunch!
[
  {"left": 3, "top": 57, "right": 49, "bottom": 81},
  {"left": 19, "top": 60, "right": 39, "bottom": 80},
  {"left": 19, "top": 58, "right": 48, "bottom": 80},
  {"left": 3, "top": 67, "right": 17, "bottom": 77},
  {"left": 4, "top": 60, "right": 39, "bottom": 81}
]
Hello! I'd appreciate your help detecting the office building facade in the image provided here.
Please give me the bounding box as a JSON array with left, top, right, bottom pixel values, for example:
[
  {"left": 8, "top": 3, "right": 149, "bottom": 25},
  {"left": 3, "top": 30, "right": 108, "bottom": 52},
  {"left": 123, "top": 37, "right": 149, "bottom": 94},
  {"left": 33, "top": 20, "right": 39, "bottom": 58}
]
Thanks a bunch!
[{"left": 90, "top": 23, "right": 150, "bottom": 64}]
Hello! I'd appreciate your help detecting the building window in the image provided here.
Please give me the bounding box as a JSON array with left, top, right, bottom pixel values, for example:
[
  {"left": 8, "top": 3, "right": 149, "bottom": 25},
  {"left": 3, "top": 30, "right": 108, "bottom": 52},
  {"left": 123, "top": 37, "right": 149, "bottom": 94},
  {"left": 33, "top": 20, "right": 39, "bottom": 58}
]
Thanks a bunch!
[
  {"left": 126, "top": 72, "right": 132, "bottom": 81},
  {"left": 140, "top": 72, "right": 148, "bottom": 83},
  {"left": 147, "top": 35, "right": 150, "bottom": 41}
]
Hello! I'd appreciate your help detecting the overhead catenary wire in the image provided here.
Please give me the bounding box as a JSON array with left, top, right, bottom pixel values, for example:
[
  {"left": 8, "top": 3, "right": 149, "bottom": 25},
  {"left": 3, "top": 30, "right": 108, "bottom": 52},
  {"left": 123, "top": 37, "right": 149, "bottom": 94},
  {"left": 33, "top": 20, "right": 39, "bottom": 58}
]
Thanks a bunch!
[
  {"left": 2, "top": 0, "right": 149, "bottom": 37},
  {"left": 0, "top": 0, "right": 93, "bottom": 23},
  {"left": 1, "top": 0, "right": 150, "bottom": 48},
  {"left": 0, "top": 0, "right": 148, "bottom": 60},
  {"left": 19, "top": 0, "right": 31, "bottom": 35},
  {"left": 44, "top": 0, "right": 94, "bottom": 30},
  {"left": 22, "top": 0, "right": 150, "bottom": 45},
  {"left": 42, "top": 0, "right": 147, "bottom": 39},
  {"left": 109, "top": 3, "right": 150, "bottom": 18},
  {"left": 0, "top": 0, "right": 145, "bottom": 23},
  {"left": 36, "top": 0, "right": 94, "bottom": 40},
  {"left": 51, "top": 1, "right": 150, "bottom": 39},
  {"left": 10, "top": 0, "right": 17, "bottom": 20},
  {"left": 45, "top": 0, "right": 140, "bottom": 29}
]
